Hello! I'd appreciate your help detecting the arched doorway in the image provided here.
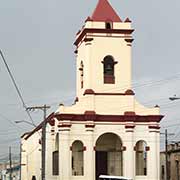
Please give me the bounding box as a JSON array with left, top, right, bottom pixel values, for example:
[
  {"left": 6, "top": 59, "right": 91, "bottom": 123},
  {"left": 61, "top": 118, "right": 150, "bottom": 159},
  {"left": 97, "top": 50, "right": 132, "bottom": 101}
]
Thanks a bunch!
[{"left": 95, "top": 133, "right": 123, "bottom": 180}]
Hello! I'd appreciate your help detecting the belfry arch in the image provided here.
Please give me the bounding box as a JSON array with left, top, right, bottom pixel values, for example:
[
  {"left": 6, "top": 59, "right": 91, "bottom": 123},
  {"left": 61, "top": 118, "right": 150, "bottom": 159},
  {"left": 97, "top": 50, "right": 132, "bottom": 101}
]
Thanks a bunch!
[{"left": 95, "top": 133, "right": 123, "bottom": 180}]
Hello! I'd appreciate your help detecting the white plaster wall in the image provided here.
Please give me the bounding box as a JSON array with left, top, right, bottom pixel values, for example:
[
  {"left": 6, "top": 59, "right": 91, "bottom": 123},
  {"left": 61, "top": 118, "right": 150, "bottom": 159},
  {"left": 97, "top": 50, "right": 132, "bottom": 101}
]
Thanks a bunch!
[
  {"left": 57, "top": 122, "right": 160, "bottom": 180},
  {"left": 58, "top": 94, "right": 159, "bottom": 116},
  {"left": 76, "top": 34, "right": 132, "bottom": 96}
]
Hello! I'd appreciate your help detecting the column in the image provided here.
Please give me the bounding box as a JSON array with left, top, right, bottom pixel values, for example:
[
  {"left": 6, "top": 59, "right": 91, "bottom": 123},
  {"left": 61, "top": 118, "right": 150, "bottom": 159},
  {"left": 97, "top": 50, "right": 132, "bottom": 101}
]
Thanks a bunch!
[
  {"left": 156, "top": 132, "right": 160, "bottom": 180},
  {"left": 85, "top": 124, "right": 95, "bottom": 180},
  {"left": 59, "top": 123, "right": 71, "bottom": 180},
  {"left": 45, "top": 129, "right": 54, "bottom": 179},
  {"left": 123, "top": 125, "right": 135, "bottom": 178},
  {"left": 148, "top": 131, "right": 159, "bottom": 180}
]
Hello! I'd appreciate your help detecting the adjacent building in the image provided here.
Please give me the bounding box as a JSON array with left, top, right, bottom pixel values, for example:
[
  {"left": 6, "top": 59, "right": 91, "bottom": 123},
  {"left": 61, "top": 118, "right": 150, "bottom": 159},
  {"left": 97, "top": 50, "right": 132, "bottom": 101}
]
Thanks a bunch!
[
  {"left": 21, "top": 0, "right": 164, "bottom": 180},
  {"left": 0, "top": 162, "right": 20, "bottom": 180},
  {"left": 160, "top": 143, "right": 180, "bottom": 180}
]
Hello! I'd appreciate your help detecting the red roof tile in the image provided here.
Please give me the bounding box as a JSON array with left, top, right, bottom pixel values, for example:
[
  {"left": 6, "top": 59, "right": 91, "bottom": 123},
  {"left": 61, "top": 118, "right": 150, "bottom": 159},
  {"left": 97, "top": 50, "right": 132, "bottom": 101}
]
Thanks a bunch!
[{"left": 91, "top": 0, "right": 122, "bottom": 22}]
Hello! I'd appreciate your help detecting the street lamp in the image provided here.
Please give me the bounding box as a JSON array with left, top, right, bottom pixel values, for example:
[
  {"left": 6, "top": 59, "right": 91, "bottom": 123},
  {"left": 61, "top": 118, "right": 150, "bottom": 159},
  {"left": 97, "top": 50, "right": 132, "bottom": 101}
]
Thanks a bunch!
[
  {"left": 169, "top": 95, "right": 180, "bottom": 101},
  {"left": 15, "top": 120, "right": 36, "bottom": 127}
]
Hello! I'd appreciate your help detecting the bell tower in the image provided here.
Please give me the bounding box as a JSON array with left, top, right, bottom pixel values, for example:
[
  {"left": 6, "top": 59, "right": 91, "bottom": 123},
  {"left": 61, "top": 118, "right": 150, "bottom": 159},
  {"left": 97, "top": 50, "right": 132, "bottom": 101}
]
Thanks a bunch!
[{"left": 74, "top": 0, "right": 134, "bottom": 98}]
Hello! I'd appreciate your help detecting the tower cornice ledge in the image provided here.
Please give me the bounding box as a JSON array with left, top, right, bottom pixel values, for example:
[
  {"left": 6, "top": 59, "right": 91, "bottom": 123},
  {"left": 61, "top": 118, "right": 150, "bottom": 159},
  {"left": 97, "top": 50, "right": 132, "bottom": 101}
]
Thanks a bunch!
[{"left": 74, "top": 28, "right": 134, "bottom": 46}]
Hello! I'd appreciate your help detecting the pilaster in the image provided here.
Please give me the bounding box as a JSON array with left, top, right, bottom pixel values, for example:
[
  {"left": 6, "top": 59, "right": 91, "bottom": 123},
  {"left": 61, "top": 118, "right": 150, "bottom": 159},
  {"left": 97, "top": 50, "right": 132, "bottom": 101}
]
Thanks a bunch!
[
  {"left": 123, "top": 124, "right": 135, "bottom": 178},
  {"left": 85, "top": 125, "right": 95, "bottom": 180},
  {"left": 58, "top": 121, "right": 71, "bottom": 180}
]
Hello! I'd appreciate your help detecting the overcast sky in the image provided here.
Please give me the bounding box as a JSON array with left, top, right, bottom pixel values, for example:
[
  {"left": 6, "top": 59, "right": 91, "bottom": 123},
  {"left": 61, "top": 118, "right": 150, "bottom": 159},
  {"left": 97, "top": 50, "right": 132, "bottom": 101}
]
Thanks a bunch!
[{"left": 0, "top": 0, "right": 180, "bottom": 158}]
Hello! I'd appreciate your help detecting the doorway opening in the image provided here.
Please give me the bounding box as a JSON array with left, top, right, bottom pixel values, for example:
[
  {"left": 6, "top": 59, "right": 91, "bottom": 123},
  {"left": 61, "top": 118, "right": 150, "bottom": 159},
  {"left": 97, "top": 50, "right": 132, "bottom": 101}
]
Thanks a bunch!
[{"left": 95, "top": 133, "right": 123, "bottom": 180}]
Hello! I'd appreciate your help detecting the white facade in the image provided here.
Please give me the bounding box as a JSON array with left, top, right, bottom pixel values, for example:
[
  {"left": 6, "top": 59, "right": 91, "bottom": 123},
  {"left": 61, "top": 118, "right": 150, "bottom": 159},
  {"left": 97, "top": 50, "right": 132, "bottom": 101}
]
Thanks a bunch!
[{"left": 21, "top": 0, "right": 163, "bottom": 180}]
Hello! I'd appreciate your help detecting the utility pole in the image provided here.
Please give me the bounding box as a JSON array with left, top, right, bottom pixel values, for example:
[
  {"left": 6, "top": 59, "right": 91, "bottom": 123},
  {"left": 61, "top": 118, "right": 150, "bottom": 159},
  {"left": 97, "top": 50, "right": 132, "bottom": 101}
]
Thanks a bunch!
[
  {"left": 9, "top": 147, "right": 12, "bottom": 180},
  {"left": 161, "top": 129, "right": 174, "bottom": 180},
  {"left": 176, "top": 160, "right": 180, "bottom": 180},
  {"left": 26, "top": 105, "right": 50, "bottom": 180},
  {"left": 165, "top": 129, "right": 169, "bottom": 180}
]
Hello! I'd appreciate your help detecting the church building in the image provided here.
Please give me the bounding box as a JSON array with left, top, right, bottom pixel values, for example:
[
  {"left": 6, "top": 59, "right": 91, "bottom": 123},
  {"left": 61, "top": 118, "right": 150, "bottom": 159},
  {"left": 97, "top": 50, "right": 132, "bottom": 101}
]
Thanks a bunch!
[{"left": 21, "top": 0, "right": 164, "bottom": 180}]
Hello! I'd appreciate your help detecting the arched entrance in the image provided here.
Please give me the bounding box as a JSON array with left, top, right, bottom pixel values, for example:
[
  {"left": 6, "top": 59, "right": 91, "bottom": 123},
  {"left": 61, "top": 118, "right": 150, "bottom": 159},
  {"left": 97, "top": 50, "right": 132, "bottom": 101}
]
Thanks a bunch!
[{"left": 95, "top": 133, "right": 123, "bottom": 180}]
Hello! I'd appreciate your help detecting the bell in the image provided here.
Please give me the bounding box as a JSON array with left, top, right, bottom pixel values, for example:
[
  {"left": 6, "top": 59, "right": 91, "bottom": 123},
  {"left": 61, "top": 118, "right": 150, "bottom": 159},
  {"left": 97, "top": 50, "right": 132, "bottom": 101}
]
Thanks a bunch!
[{"left": 106, "top": 64, "right": 112, "bottom": 71}]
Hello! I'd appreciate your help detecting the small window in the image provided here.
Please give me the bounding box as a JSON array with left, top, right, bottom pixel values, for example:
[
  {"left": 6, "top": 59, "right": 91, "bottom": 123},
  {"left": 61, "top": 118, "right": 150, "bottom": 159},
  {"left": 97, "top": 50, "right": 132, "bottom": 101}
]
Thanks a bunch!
[
  {"left": 79, "top": 61, "right": 84, "bottom": 89},
  {"left": 106, "top": 22, "right": 112, "bottom": 29}
]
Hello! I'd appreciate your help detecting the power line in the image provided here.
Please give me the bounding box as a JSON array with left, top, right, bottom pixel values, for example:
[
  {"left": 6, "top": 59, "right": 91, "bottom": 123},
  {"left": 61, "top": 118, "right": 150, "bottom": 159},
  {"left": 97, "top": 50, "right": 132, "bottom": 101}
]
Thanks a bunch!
[
  {"left": 0, "top": 50, "right": 35, "bottom": 126},
  {"left": 101, "top": 73, "right": 180, "bottom": 93},
  {"left": 0, "top": 113, "right": 25, "bottom": 131},
  {"left": 1, "top": 72, "right": 180, "bottom": 109}
]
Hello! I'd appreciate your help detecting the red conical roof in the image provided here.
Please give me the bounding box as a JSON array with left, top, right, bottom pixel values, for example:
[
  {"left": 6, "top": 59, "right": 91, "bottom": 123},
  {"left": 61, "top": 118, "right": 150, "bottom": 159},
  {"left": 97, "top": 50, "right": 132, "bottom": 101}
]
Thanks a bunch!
[{"left": 91, "top": 0, "right": 122, "bottom": 22}]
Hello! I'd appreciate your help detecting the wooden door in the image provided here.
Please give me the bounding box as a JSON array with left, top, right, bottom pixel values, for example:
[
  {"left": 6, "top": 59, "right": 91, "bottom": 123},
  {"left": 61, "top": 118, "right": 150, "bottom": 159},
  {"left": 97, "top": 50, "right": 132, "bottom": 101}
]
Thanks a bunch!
[{"left": 96, "top": 151, "right": 108, "bottom": 180}]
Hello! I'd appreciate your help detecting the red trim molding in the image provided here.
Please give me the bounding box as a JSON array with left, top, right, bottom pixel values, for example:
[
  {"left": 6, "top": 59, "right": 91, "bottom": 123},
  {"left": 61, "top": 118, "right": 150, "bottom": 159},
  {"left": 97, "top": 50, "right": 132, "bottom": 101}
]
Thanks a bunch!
[
  {"left": 83, "top": 89, "right": 95, "bottom": 95},
  {"left": 125, "top": 89, "right": 135, "bottom": 95},
  {"left": 21, "top": 164, "right": 26, "bottom": 166},
  {"left": 124, "top": 111, "right": 136, "bottom": 116},
  {"left": 134, "top": 146, "right": 150, "bottom": 151},
  {"left": 85, "top": 124, "right": 95, "bottom": 128},
  {"left": 126, "top": 130, "right": 134, "bottom": 132},
  {"left": 104, "top": 75, "right": 115, "bottom": 84},
  {"left": 125, "top": 125, "right": 135, "bottom": 129},
  {"left": 85, "top": 16, "right": 93, "bottom": 22},
  {"left": 84, "top": 111, "right": 96, "bottom": 121},
  {"left": 55, "top": 113, "right": 164, "bottom": 123},
  {"left": 70, "top": 146, "right": 86, "bottom": 151},
  {"left": 83, "top": 89, "right": 135, "bottom": 96},
  {"left": 122, "top": 146, "right": 127, "bottom": 151},
  {"left": 58, "top": 124, "right": 72, "bottom": 128},
  {"left": 74, "top": 28, "right": 134, "bottom": 46},
  {"left": 125, "top": 39, "right": 134, "bottom": 43},
  {"left": 148, "top": 125, "right": 160, "bottom": 129},
  {"left": 24, "top": 113, "right": 55, "bottom": 140},
  {"left": 84, "top": 38, "right": 94, "bottom": 42},
  {"left": 74, "top": 97, "right": 79, "bottom": 103},
  {"left": 48, "top": 119, "right": 55, "bottom": 126}
]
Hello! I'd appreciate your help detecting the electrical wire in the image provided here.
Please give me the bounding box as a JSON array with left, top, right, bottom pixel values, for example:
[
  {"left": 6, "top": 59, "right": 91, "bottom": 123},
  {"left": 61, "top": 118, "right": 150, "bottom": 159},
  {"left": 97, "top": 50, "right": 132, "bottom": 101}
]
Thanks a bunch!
[
  {"left": 0, "top": 50, "right": 36, "bottom": 126},
  {"left": 99, "top": 73, "right": 180, "bottom": 93},
  {"left": 1, "top": 72, "right": 180, "bottom": 109},
  {"left": 0, "top": 112, "right": 26, "bottom": 131}
]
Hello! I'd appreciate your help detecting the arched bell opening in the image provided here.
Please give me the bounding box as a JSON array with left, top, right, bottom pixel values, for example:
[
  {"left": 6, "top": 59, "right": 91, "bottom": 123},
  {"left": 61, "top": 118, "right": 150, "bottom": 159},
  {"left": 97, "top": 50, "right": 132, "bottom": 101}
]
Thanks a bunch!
[
  {"left": 102, "top": 56, "right": 117, "bottom": 84},
  {"left": 95, "top": 133, "right": 123, "bottom": 180}
]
